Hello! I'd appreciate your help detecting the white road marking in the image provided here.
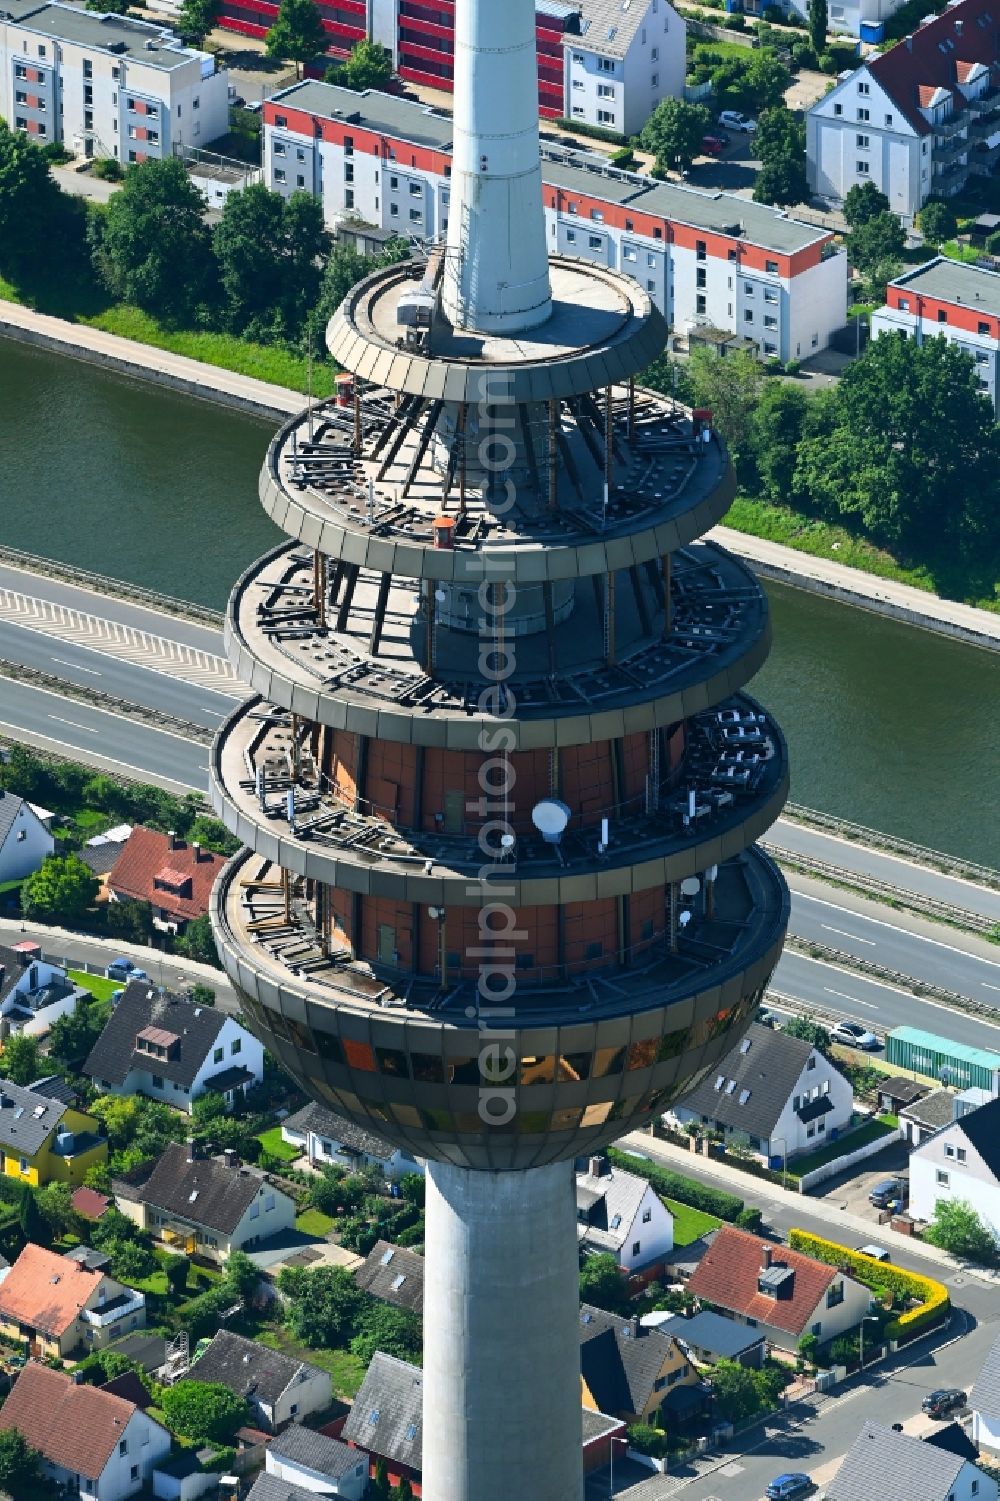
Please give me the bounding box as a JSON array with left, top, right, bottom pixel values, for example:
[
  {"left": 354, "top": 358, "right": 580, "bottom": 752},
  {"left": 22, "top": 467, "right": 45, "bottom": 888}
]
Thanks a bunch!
[
  {"left": 50, "top": 655, "right": 101, "bottom": 676},
  {"left": 788, "top": 951, "right": 1000, "bottom": 1034},
  {"left": 795, "top": 890, "right": 1000, "bottom": 973},
  {"left": 48, "top": 714, "right": 99, "bottom": 734},
  {"left": 824, "top": 988, "right": 877, "bottom": 1009},
  {"left": 822, "top": 923, "right": 876, "bottom": 946},
  {"left": 982, "top": 983, "right": 1000, "bottom": 993}
]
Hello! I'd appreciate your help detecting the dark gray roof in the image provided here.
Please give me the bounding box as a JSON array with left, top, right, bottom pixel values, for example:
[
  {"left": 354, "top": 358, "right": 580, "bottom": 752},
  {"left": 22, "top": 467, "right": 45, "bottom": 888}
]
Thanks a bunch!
[
  {"left": 890, "top": 256, "right": 1000, "bottom": 321},
  {"left": 30, "top": 1076, "right": 78, "bottom": 1107},
  {"left": 829, "top": 1422, "right": 966, "bottom": 1501},
  {"left": 901, "top": 1088, "right": 956, "bottom": 1131},
  {"left": 271, "top": 80, "right": 455, "bottom": 151},
  {"left": 267, "top": 1423, "right": 364, "bottom": 1479},
  {"left": 576, "top": 1158, "right": 650, "bottom": 1252},
  {"left": 202, "top": 1065, "right": 256, "bottom": 1094},
  {"left": 284, "top": 1101, "right": 396, "bottom": 1162},
  {"left": 83, "top": 981, "right": 227, "bottom": 1089},
  {"left": 581, "top": 1408, "right": 624, "bottom": 1443},
  {"left": 923, "top": 1424, "right": 979, "bottom": 1463},
  {"left": 971, "top": 1330, "right": 1000, "bottom": 1424},
  {"left": 573, "top": 0, "right": 651, "bottom": 57},
  {"left": 63, "top": 1246, "right": 111, "bottom": 1272},
  {"left": 354, "top": 1241, "right": 424, "bottom": 1313},
  {"left": 676, "top": 1023, "right": 823, "bottom": 1140},
  {"left": 579, "top": 1305, "right": 683, "bottom": 1417},
  {"left": 138, "top": 1142, "right": 270, "bottom": 1234},
  {"left": 108, "top": 1333, "right": 166, "bottom": 1373},
  {"left": 341, "top": 1351, "right": 423, "bottom": 1470},
  {"left": 797, "top": 1094, "right": 834, "bottom": 1125},
  {"left": 655, "top": 1310, "right": 765, "bottom": 1361},
  {"left": 247, "top": 1476, "right": 317, "bottom": 1501},
  {"left": 954, "top": 1095, "right": 1000, "bottom": 1178},
  {"left": 0, "top": 794, "right": 41, "bottom": 852},
  {"left": 878, "top": 1077, "right": 929, "bottom": 1107},
  {"left": 18, "top": 3, "right": 205, "bottom": 69},
  {"left": 191, "top": 1331, "right": 323, "bottom": 1408},
  {"left": 0, "top": 1078, "right": 71, "bottom": 1156}
]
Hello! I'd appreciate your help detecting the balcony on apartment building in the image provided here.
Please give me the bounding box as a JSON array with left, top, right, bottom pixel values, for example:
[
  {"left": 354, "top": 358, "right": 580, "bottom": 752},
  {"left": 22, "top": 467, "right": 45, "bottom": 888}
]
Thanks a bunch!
[
  {"left": 81, "top": 1290, "right": 146, "bottom": 1329},
  {"left": 968, "top": 87, "right": 1000, "bottom": 115}
]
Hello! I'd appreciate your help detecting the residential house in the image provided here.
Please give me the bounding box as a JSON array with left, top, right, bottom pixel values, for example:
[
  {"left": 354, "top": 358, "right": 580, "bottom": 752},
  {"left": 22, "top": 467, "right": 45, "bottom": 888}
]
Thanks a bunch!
[
  {"left": 686, "top": 1226, "right": 872, "bottom": 1352},
  {"left": 873, "top": 258, "right": 1000, "bottom": 412},
  {"left": 971, "top": 1328, "right": 1000, "bottom": 1455},
  {"left": 0, "top": 940, "right": 87, "bottom": 1037},
  {"left": 0, "top": 2, "right": 228, "bottom": 163},
  {"left": 248, "top": 1476, "right": 322, "bottom": 1501},
  {"left": 575, "top": 1153, "right": 674, "bottom": 1273},
  {"left": 900, "top": 1087, "right": 959, "bottom": 1147},
  {"left": 265, "top": 1423, "right": 369, "bottom": 1499},
  {"left": 281, "top": 1101, "right": 422, "bottom": 1180},
  {"left": 261, "top": 81, "right": 847, "bottom": 361},
  {"left": 877, "top": 1076, "right": 930, "bottom": 1116},
  {"left": 0, "top": 790, "right": 54, "bottom": 883},
  {"left": 84, "top": 980, "right": 263, "bottom": 1113},
  {"left": 672, "top": 1021, "right": 855, "bottom": 1165},
  {"left": 107, "top": 827, "right": 227, "bottom": 934},
  {"left": 825, "top": 1419, "right": 997, "bottom": 1501},
  {"left": 806, "top": 0, "right": 1000, "bottom": 222},
  {"left": 0, "top": 1362, "right": 171, "bottom": 1501},
  {"left": 354, "top": 1240, "right": 424, "bottom": 1313},
  {"left": 190, "top": 1329, "right": 332, "bottom": 1432},
  {"left": 0, "top": 1076, "right": 106, "bottom": 1187},
  {"left": 0, "top": 1242, "right": 146, "bottom": 1358},
  {"left": 115, "top": 1139, "right": 296, "bottom": 1260},
  {"left": 579, "top": 1302, "right": 703, "bottom": 1425},
  {"left": 646, "top": 1308, "right": 766, "bottom": 1368},
  {"left": 909, "top": 1093, "right": 1000, "bottom": 1238},
  {"left": 80, "top": 824, "right": 133, "bottom": 882}
]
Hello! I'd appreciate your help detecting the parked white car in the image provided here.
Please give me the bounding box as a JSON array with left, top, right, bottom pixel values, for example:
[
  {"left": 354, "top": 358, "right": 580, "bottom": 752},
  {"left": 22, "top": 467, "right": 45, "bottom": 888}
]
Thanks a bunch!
[
  {"left": 830, "top": 1020, "right": 881, "bottom": 1050},
  {"left": 719, "top": 110, "right": 757, "bottom": 133}
]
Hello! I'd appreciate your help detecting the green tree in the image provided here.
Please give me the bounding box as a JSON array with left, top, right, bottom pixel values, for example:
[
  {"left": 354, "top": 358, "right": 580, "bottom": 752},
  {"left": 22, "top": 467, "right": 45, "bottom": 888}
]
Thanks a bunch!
[
  {"left": 331, "top": 38, "right": 394, "bottom": 91},
  {"left": 843, "top": 180, "right": 890, "bottom": 228},
  {"left": 753, "top": 106, "right": 808, "bottom": 208},
  {"left": 189, "top": 983, "right": 217, "bottom": 1008},
  {"left": 391, "top": 1480, "right": 414, "bottom": 1501},
  {"left": 626, "top": 1423, "right": 668, "bottom": 1458},
  {"left": 223, "top": 1249, "right": 260, "bottom": 1301},
  {"left": 0, "top": 121, "right": 86, "bottom": 284},
  {"left": 0, "top": 1429, "right": 42, "bottom": 1493},
  {"left": 161, "top": 1380, "right": 247, "bottom": 1444},
  {"left": 18, "top": 1183, "right": 48, "bottom": 1246},
  {"left": 278, "top": 1263, "right": 365, "bottom": 1346},
  {"left": 34, "top": 1182, "right": 76, "bottom": 1240},
  {"left": 712, "top": 48, "right": 789, "bottom": 114},
  {"left": 686, "top": 345, "right": 764, "bottom": 460},
  {"left": 808, "top": 0, "right": 828, "bottom": 56},
  {"left": 214, "top": 184, "right": 329, "bottom": 341},
  {"left": 797, "top": 1332, "right": 819, "bottom": 1364},
  {"left": 105, "top": 1236, "right": 158, "bottom": 1283},
  {"left": 794, "top": 333, "right": 1000, "bottom": 564},
  {"left": 918, "top": 198, "right": 958, "bottom": 247},
  {"left": 177, "top": 912, "right": 220, "bottom": 966},
  {"left": 579, "top": 1252, "right": 630, "bottom": 1313},
  {"left": 21, "top": 852, "right": 98, "bottom": 923},
  {"left": 373, "top": 1459, "right": 391, "bottom": 1500},
  {"left": 176, "top": 0, "right": 219, "bottom": 44},
  {"left": 640, "top": 97, "right": 711, "bottom": 174},
  {"left": 48, "top": 997, "right": 108, "bottom": 1068},
  {"left": 187, "top": 815, "right": 240, "bottom": 856},
  {"left": 106, "top": 898, "right": 154, "bottom": 944},
  {"left": 780, "top": 1016, "right": 832, "bottom": 1054},
  {"left": 754, "top": 153, "right": 809, "bottom": 208},
  {"left": 710, "top": 1358, "right": 768, "bottom": 1421},
  {"left": 749, "top": 381, "right": 808, "bottom": 503},
  {"left": 164, "top": 1253, "right": 190, "bottom": 1296},
  {"left": 0, "top": 1032, "right": 42, "bottom": 1086},
  {"left": 350, "top": 1302, "right": 423, "bottom": 1365},
  {"left": 847, "top": 209, "right": 905, "bottom": 282},
  {"left": 924, "top": 1198, "right": 998, "bottom": 1264},
  {"left": 89, "top": 157, "right": 213, "bottom": 323},
  {"left": 265, "top": 0, "right": 327, "bottom": 78}
]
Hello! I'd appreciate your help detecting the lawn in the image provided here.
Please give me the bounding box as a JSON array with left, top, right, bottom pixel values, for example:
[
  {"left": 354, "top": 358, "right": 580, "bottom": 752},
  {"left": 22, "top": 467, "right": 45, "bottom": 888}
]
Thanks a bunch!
[
  {"left": 294, "top": 1208, "right": 336, "bottom": 1237},
  {"left": 785, "top": 1116, "right": 898, "bottom": 1180},
  {"left": 68, "top": 969, "right": 122, "bottom": 1003},
  {"left": 257, "top": 1125, "right": 301, "bottom": 1163},
  {"left": 257, "top": 1327, "right": 368, "bottom": 1399},
  {"left": 663, "top": 1197, "right": 722, "bottom": 1246}
]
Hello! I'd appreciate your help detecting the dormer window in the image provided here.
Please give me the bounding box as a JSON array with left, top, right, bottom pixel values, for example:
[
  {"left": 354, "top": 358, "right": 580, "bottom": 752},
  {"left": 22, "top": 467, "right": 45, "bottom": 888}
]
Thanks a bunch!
[{"left": 136, "top": 1026, "right": 180, "bottom": 1061}]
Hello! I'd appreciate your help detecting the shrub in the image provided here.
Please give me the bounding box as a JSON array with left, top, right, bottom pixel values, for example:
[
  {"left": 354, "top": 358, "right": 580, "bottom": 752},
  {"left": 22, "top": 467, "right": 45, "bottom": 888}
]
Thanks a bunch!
[
  {"left": 784, "top": 358, "right": 801, "bottom": 375},
  {"left": 610, "top": 145, "right": 636, "bottom": 167},
  {"left": 726, "top": 10, "right": 747, "bottom": 25},
  {"left": 606, "top": 1147, "right": 743, "bottom": 1220},
  {"left": 788, "top": 1230, "right": 950, "bottom": 1343},
  {"left": 735, "top": 1206, "right": 763, "bottom": 1232},
  {"left": 92, "top": 158, "right": 123, "bottom": 181},
  {"left": 553, "top": 116, "right": 628, "bottom": 146},
  {"left": 791, "top": 40, "right": 817, "bottom": 66}
]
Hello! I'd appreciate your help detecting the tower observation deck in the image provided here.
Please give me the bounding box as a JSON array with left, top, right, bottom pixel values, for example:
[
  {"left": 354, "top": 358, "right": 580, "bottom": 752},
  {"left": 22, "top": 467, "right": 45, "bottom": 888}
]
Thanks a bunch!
[{"left": 209, "top": 2, "right": 789, "bottom": 1495}]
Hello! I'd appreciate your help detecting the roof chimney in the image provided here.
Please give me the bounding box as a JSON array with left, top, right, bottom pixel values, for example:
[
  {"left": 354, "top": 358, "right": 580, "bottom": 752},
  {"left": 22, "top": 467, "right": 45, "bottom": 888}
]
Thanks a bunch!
[
  {"left": 168, "top": 829, "right": 179, "bottom": 851},
  {"left": 186, "top": 1135, "right": 197, "bottom": 1163},
  {"left": 223, "top": 1149, "right": 239, "bottom": 1169},
  {"left": 588, "top": 1154, "right": 608, "bottom": 1178},
  {"left": 905, "top": 33, "right": 913, "bottom": 47},
  {"left": 761, "top": 1244, "right": 772, "bottom": 1269},
  {"left": 192, "top": 841, "right": 203, "bottom": 862}
]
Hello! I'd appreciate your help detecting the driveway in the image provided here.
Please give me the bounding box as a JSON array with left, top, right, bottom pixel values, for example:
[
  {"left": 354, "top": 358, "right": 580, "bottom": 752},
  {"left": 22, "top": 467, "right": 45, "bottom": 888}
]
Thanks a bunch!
[{"left": 809, "top": 1139, "right": 910, "bottom": 1224}]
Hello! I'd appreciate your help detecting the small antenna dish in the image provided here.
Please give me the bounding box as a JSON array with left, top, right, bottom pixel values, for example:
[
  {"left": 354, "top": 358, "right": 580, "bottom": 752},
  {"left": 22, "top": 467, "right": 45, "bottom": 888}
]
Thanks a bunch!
[
  {"left": 531, "top": 798, "right": 571, "bottom": 843},
  {"left": 435, "top": 588, "right": 447, "bottom": 603},
  {"left": 679, "top": 910, "right": 692, "bottom": 928},
  {"left": 500, "top": 833, "right": 515, "bottom": 850},
  {"left": 680, "top": 877, "right": 701, "bottom": 897}
]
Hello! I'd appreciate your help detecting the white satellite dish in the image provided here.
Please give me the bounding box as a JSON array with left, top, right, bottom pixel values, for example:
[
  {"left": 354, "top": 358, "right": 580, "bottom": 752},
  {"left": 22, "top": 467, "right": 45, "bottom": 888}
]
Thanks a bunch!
[
  {"left": 679, "top": 910, "right": 692, "bottom": 928},
  {"left": 680, "top": 877, "right": 701, "bottom": 897},
  {"left": 435, "top": 588, "right": 447, "bottom": 603},
  {"left": 531, "top": 798, "right": 572, "bottom": 843},
  {"left": 500, "top": 833, "right": 515, "bottom": 850}
]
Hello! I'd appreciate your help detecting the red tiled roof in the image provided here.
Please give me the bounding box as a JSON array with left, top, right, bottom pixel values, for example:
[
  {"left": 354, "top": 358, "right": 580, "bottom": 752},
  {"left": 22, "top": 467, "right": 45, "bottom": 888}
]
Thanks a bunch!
[
  {"left": 686, "top": 1226, "right": 836, "bottom": 1336},
  {"left": 917, "top": 83, "right": 949, "bottom": 105},
  {"left": 108, "top": 827, "right": 225, "bottom": 922},
  {"left": 0, "top": 1243, "right": 101, "bottom": 1337},
  {"left": 867, "top": 0, "right": 1000, "bottom": 136},
  {"left": 70, "top": 1186, "right": 110, "bottom": 1220},
  {"left": 0, "top": 1363, "right": 142, "bottom": 1480}
]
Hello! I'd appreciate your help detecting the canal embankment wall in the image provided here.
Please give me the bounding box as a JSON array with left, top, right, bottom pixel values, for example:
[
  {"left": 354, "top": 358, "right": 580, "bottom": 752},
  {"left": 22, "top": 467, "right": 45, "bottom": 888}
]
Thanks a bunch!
[{"left": 4, "top": 297, "right": 999, "bottom": 651}]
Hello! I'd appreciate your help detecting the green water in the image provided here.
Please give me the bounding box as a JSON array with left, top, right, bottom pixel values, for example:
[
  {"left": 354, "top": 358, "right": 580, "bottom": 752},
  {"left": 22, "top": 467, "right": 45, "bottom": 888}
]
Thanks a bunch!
[{"left": 3, "top": 338, "right": 999, "bottom": 864}]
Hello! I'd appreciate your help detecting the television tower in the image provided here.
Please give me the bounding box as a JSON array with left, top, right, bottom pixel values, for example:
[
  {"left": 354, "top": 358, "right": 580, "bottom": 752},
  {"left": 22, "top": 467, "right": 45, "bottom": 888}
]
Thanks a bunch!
[{"left": 209, "top": 0, "right": 789, "bottom": 1494}]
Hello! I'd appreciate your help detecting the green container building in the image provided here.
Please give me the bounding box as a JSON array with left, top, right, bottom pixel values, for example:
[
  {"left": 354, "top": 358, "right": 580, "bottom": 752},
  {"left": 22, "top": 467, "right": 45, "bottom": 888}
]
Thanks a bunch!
[{"left": 886, "top": 1026, "right": 1000, "bottom": 1093}]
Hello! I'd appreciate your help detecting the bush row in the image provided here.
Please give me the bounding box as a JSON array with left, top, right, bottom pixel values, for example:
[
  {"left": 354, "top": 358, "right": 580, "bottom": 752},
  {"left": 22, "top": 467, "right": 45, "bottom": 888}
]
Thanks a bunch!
[
  {"left": 553, "top": 117, "right": 629, "bottom": 146},
  {"left": 788, "top": 1229, "right": 950, "bottom": 1343},
  {"left": 606, "top": 1146, "right": 744, "bottom": 1220}
]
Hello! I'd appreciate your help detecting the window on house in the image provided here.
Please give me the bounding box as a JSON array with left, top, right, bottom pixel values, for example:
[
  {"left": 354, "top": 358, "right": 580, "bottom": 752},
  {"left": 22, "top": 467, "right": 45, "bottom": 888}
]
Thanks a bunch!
[
  {"left": 857, "top": 134, "right": 870, "bottom": 148},
  {"left": 390, "top": 203, "right": 399, "bottom": 216},
  {"left": 642, "top": 1206, "right": 652, "bottom": 1223},
  {"left": 857, "top": 160, "right": 870, "bottom": 174},
  {"left": 957, "top": 1147, "right": 967, "bottom": 1162},
  {"left": 598, "top": 57, "right": 615, "bottom": 72},
  {"left": 764, "top": 341, "right": 777, "bottom": 354},
  {"left": 764, "top": 314, "right": 778, "bottom": 329},
  {"left": 696, "top": 239, "right": 707, "bottom": 260},
  {"left": 647, "top": 279, "right": 655, "bottom": 291},
  {"left": 274, "top": 142, "right": 286, "bottom": 156},
  {"left": 979, "top": 321, "right": 990, "bottom": 335},
  {"left": 765, "top": 259, "right": 778, "bottom": 274},
  {"left": 213, "top": 1047, "right": 224, "bottom": 1063},
  {"left": 131, "top": 1466, "right": 139, "bottom": 1481},
  {"left": 112, "top": 66, "right": 120, "bottom": 80},
  {"left": 697, "top": 268, "right": 706, "bottom": 288},
  {"left": 744, "top": 309, "right": 754, "bottom": 323},
  {"left": 857, "top": 108, "right": 870, "bottom": 122},
  {"left": 938, "top": 309, "right": 948, "bottom": 323},
  {"left": 297, "top": 175, "right": 304, "bottom": 187},
  {"left": 858, "top": 81, "right": 870, "bottom": 94},
  {"left": 744, "top": 281, "right": 754, "bottom": 296},
  {"left": 936, "top": 1169, "right": 950, "bottom": 1185},
  {"left": 834, "top": 103, "right": 843, "bottom": 115},
  {"left": 827, "top": 1282, "right": 844, "bottom": 1308},
  {"left": 945, "top": 1143, "right": 955, "bottom": 1158},
  {"left": 275, "top": 115, "right": 287, "bottom": 128},
  {"left": 275, "top": 168, "right": 286, "bottom": 183},
  {"left": 250, "top": 1200, "right": 260, "bottom": 1219},
  {"left": 812, "top": 1322, "right": 822, "bottom": 1336},
  {"left": 623, "top": 245, "right": 637, "bottom": 261},
  {"left": 597, "top": 83, "right": 615, "bottom": 98},
  {"left": 344, "top": 135, "right": 354, "bottom": 155},
  {"left": 119, "top": 1441, "right": 127, "bottom": 1458},
  {"left": 652, "top": 72, "right": 658, "bottom": 86},
  {"left": 696, "top": 294, "right": 707, "bottom": 314},
  {"left": 632, "top": 1241, "right": 641, "bottom": 1256},
  {"left": 598, "top": 110, "right": 615, "bottom": 124},
  {"left": 885, "top": 113, "right": 893, "bottom": 125},
  {"left": 38, "top": 43, "right": 45, "bottom": 55}
]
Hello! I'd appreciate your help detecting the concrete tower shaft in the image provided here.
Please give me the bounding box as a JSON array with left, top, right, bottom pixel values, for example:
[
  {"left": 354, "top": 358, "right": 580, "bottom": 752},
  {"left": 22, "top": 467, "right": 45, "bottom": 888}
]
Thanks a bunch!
[{"left": 441, "top": 0, "right": 553, "bottom": 333}]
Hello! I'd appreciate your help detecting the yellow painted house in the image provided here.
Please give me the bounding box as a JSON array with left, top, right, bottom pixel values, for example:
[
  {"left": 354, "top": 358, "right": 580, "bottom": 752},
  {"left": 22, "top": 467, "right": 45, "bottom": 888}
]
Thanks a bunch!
[
  {"left": 0, "top": 1078, "right": 107, "bottom": 1188},
  {"left": 580, "top": 1304, "right": 703, "bottom": 1424}
]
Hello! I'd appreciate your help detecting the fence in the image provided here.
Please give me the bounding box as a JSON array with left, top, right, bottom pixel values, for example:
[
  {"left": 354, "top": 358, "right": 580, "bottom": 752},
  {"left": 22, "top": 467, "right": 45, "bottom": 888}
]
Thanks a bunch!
[{"left": 796, "top": 1124, "right": 902, "bottom": 1192}]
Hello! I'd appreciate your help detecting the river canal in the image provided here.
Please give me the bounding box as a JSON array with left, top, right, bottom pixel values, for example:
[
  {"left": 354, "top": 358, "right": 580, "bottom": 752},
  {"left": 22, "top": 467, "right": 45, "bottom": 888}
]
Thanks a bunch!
[{"left": 2, "top": 338, "right": 998, "bottom": 865}]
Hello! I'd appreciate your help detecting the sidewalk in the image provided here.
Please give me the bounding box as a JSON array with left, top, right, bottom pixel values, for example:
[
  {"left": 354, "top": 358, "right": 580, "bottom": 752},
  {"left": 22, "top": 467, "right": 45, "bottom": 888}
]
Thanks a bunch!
[
  {"left": 619, "top": 1129, "right": 1000, "bottom": 1284},
  {"left": 709, "top": 523, "right": 1000, "bottom": 651}
]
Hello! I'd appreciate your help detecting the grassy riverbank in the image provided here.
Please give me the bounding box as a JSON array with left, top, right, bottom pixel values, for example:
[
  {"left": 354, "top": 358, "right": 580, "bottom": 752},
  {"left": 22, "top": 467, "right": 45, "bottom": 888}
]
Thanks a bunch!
[{"left": 0, "top": 277, "right": 334, "bottom": 398}]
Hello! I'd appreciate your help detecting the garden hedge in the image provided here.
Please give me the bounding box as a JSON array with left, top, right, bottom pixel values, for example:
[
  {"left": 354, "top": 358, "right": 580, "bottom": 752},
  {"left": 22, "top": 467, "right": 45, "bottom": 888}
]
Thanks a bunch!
[
  {"left": 789, "top": 1229, "right": 950, "bottom": 1343},
  {"left": 606, "top": 1146, "right": 744, "bottom": 1220}
]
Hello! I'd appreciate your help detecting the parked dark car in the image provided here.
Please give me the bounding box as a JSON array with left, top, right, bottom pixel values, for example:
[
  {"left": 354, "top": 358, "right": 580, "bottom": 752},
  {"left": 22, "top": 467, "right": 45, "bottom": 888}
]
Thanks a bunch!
[
  {"left": 869, "top": 1177, "right": 906, "bottom": 1209},
  {"left": 766, "top": 1475, "right": 813, "bottom": 1500},
  {"left": 922, "top": 1388, "right": 966, "bottom": 1419}
]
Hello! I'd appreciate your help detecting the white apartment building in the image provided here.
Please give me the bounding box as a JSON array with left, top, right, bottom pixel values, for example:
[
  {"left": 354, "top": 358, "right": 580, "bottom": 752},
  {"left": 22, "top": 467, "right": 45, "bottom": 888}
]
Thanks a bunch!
[
  {"left": 807, "top": 0, "right": 1000, "bottom": 222},
  {"left": 0, "top": 0, "right": 229, "bottom": 162},
  {"left": 563, "top": 0, "right": 686, "bottom": 137},
  {"left": 872, "top": 256, "right": 1000, "bottom": 409},
  {"left": 264, "top": 81, "right": 847, "bottom": 359}
]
